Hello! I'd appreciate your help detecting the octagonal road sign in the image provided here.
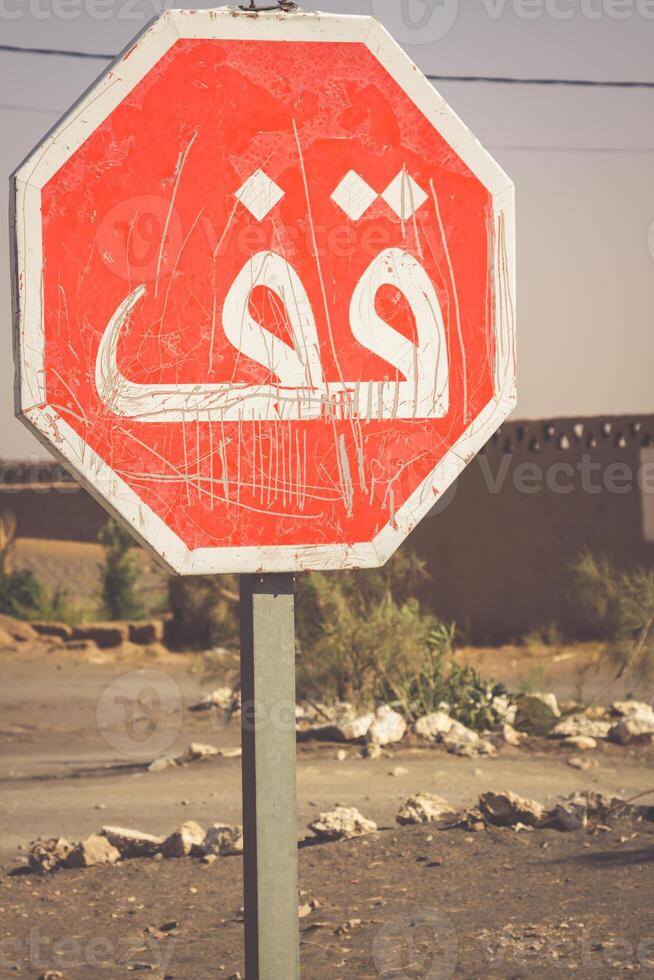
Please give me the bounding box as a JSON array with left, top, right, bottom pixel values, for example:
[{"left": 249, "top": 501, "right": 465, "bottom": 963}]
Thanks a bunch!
[{"left": 11, "top": 8, "right": 516, "bottom": 574}]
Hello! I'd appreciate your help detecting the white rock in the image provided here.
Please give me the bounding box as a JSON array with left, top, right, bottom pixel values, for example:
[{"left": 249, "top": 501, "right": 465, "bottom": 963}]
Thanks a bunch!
[
  {"left": 479, "top": 791, "right": 544, "bottom": 827},
  {"left": 162, "top": 821, "right": 206, "bottom": 858},
  {"left": 609, "top": 716, "right": 654, "bottom": 745},
  {"left": 66, "top": 835, "right": 120, "bottom": 868},
  {"left": 551, "top": 715, "right": 612, "bottom": 740},
  {"left": 367, "top": 706, "right": 407, "bottom": 747},
  {"left": 396, "top": 793, "right": 456, "bottom": 826},
  {"left": 362, "top": 742, "right": 382, "bottom": 760},
  {"left": 561, "top": 736, "right": 597, "bottom": 751},
  {"left": 443, "top": 720, "right": 479, "bottom": 746},
  {"left": 101, "top": 826, "right": 163, "bottom": 858},
  {"left": 502, "top": 724, "right": 523, "bottom": 746},
  {"left": 148, "top": 754, "right": 177, "bottom": 772},
  {"left": 203, "top": 824, "right": 243, "bottom": 856},
  {"left": 308, "top": 806, "right": 377, "bottom": 841},
  {"left": 190, "top": 687, "right": 240, "bottom": 714},
  {"left": 611, "top": 701, "right": 654, "bottom": 725},
  {"left": 414, "top": 711, "right": 453, "bottom": 740},
  {"left": 492, "top": 695, "right": 518, "bottom": 725},
  {"left": 531, "top": 692, "right": 561, "bottom": 717},
  {"left": 180, "top": 743, "right": 220, "bottom": 763}
]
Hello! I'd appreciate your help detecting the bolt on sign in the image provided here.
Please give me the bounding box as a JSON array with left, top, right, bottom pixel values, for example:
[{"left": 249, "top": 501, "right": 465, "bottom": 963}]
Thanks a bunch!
[{"left": 11, "top": 8, "right": 516, "bottom": 574}]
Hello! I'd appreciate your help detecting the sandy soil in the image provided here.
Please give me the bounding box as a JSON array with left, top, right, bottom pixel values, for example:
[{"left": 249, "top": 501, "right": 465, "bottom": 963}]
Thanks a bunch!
[{"left": 1, "top": 638, "right": 653, "bottom": 978}]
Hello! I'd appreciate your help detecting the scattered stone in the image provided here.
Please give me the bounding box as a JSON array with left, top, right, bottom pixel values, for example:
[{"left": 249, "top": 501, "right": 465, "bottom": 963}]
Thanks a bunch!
[
  {"left": 40, "top": 972, "right": 64, "bottom": 980},
  {"left": 336, "top": 749, "right": 348, "bottom": 762},
  {"left": 189, "top": 687, "right": 241, "bottom": 715},
  {"left": 31, "top": 621, "right": 74, "bottom": 642},
  {"left": 148, "top": 754, "right": 177, "bottom": 773},
  {"left": 611, "top": 700, "right": 654, "bottom": 725},
  {"left": 203, "top": 824, "right": 243, "bottom": 857},
  {"left": 306, "top": 712, "right": 375, "bottom": 743},
  {"left": 335, "top": 918, "right": 363, "bottom": 935},
  {"left": 479, "top": 791, "right": 544, "bottom": 828},
  {"left": 201, "top": 853, "right": 217, "bottom": 866},
  {"left": 362, "top": 742, "right": 382, "bottom": 760},
  {"left": 218, "top": 747, "right": 242, "bottom": 759},
  {"left": 501, "top": 723, "right": 523, "bottom": 746},
  {"left": 609, "top": 716, "right": 654, "bottom": 745},
  {"left": 180, "top": 742, "right": 219, "bottom": 763},
  {"left": 442, "top": 723, "right": 496, "bottom": 758},
  {"left": 367, "top": 705, "right": 407, "bottom": 747},
  {"left": 514, "top": 694, "right": 560, "bottom": 735},
  {"left": 550, "top": 715, "right": 612, "bottom": 740},
  {"left": 162, "top": 821, "right": 206, "bottom": 858},
  {"left": 389, "top": 766, "right": 408, "bottom": 777},
  {"left": 29, "top": 837, "right": 73, "bottom": 874},
  {"left": 561, "top": 736, "right": 597, "bottom": 751},
  {"left": 584, "top": 705, "right": 608, "bottom": 719},
  {"left": 308, "top": 806, "right": 377, "bottom": 841},
  {"left": 567, "top": 756, "right": 594, "bottom": 771},
  {"left": 551, "top": 797, "right": 588, "bottom": 832},
  {"left": 414, "top": 711, "right": 453, "bottom": 740},
  {"left": 531, "top": 692, "right": 561, "bottom": 717},
  {"left": 491, "top": 694, "right": 518, "bottom": 725},
  {"left": 396, "top": 793, "right": 456, "bottom": 826},
  {"left": 71, "top": 622, "right": 129, "bottom": 649},
  {"left": 101, "top": 826, "right": 163, "bottom": 859},
  {"left": 66, "top": 835, "right": 120, "bottom": 868}
]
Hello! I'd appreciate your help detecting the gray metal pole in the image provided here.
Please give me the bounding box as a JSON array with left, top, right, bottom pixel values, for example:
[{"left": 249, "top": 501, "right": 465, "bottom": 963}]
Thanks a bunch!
[{"left": 240, "top": 573, "right": 300, "bottom": 980}]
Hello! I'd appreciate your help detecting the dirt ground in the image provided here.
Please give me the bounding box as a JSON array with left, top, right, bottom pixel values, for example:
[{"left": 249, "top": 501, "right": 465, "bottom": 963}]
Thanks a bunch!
[{"left": 1, "top": 636, "right": 654, "bottom": 978}]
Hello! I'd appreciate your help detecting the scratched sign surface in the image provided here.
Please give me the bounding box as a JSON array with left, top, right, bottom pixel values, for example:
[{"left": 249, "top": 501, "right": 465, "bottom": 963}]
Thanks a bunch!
[{"left": 12, "top": 9, "right": 516, "bottom": 574}]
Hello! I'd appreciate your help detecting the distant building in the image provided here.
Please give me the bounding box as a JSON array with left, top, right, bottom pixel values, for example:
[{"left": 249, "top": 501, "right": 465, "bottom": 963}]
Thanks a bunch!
[{"left": 1, "top": 414, "right": 652, "bottom": 641}]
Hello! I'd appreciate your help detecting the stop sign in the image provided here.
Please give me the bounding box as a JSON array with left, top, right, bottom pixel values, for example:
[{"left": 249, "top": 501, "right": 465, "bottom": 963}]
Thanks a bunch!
[{"left": 11, "top": 9, "right": 515, "bottom": 574}]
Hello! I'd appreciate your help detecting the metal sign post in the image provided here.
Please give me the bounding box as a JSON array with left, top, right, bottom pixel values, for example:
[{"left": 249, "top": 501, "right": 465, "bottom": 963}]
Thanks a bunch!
[{"left": 240, "top": 574, "right": 299, "bottom": 980}]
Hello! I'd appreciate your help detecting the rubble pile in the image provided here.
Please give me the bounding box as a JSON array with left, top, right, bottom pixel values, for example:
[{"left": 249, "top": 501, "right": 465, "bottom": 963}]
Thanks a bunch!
[{"left": 27, "top": 819, "right": 244, "bottom": 874}]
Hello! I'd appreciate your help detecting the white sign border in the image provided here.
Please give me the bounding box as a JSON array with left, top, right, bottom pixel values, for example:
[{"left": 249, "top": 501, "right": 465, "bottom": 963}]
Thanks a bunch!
[{"left": 11, "top": 7, "right": 516, "bottom": 575}]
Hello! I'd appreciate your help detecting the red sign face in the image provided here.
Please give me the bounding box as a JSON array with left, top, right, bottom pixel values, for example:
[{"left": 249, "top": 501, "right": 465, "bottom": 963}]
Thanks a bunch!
[{"left": 13, "top": 11, "right": 516, "bottom": 573}]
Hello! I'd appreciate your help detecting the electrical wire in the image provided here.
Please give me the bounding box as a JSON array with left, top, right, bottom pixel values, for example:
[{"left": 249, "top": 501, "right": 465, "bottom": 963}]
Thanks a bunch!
[{"left": 1, "top": 42, "right": 654, "bottom": 89}]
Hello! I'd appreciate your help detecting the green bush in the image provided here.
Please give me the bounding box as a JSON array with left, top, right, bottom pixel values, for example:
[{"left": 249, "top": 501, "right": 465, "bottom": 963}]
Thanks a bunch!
[
  {"left": 295, "top": 552, "right": 510, "bottom": 729},
  {"left": 167, "top": 574, "right": 239, "bottom": 649},
  {"left": 571, "top": 550, "right": 654, "bottom": 676},
  {"left": 0, "top": 513, "right": 48, "bottom": 619},
  {"left": 99, "top": 520, "right": 144, "bottom": 621}
]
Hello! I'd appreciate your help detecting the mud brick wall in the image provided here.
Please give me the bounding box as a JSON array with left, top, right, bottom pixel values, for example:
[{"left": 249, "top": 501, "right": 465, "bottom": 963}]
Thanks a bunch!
[{"left": 0, "top": 414, "right": 652, "bottom": 640}]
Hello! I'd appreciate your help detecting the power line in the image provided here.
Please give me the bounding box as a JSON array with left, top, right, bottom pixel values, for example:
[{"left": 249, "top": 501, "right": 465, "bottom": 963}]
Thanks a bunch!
[
  {"left": 428, "top": 73, "right": 654, "bottom": 89},
  {"left": 0, "top": 42, "right": 114, "bottom": 60},
  {"left": 1, "top": 43, "right": 654, "bottom": 89}
]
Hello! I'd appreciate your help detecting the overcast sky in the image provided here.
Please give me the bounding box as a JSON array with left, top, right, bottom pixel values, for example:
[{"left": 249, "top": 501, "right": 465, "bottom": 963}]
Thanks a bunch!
[{"left": 2, "top": 0, "right": 653, "bottom": 459}]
